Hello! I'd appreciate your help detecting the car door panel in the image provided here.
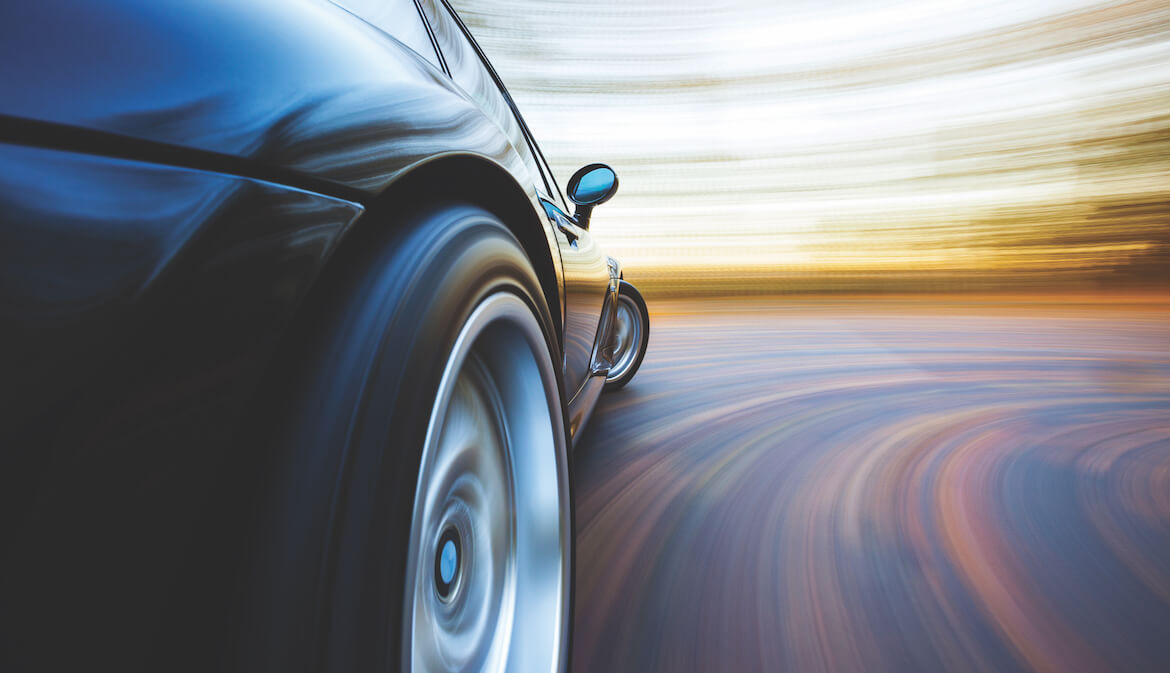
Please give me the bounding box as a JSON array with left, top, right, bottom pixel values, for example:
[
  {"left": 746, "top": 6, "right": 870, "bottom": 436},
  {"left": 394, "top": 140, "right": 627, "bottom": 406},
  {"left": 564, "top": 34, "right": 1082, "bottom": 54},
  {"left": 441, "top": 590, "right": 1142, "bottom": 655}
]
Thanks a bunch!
[{"left": 543, "top": 200, "right": 613, "bottom": 401}]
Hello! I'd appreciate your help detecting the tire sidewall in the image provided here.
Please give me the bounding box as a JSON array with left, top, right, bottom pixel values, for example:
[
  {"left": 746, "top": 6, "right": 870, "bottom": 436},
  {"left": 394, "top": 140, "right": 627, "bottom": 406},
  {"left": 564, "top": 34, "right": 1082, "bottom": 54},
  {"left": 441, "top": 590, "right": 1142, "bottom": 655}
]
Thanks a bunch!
[{"left": 251, "top": 205, "right": 570, "bottom": 673}]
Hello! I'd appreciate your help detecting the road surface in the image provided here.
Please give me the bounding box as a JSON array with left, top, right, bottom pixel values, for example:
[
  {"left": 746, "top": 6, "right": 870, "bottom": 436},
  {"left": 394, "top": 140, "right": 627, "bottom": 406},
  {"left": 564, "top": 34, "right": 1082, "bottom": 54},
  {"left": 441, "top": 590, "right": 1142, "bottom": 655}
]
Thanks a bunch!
[{"left": 571, "top": 295, "right": 1170, "bottom": 673}]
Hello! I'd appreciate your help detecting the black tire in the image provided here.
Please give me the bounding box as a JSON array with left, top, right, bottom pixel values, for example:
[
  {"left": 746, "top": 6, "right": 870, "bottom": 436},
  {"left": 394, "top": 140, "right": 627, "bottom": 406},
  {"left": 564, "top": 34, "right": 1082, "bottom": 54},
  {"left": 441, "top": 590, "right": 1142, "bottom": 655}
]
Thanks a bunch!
[
  {"left": 604, "top": 280, "right": 649, "bottom": 391},
  {"left": 241, "top": 205, "right": 572, "bottom": 673}
]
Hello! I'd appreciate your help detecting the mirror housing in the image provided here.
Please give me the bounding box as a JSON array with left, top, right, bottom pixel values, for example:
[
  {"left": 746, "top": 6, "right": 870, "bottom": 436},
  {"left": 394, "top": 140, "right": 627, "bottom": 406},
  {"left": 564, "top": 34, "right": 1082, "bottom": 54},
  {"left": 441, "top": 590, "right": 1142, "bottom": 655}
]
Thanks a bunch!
[{"left": 566, "top": 163, "right": 618, "bottom": 230}]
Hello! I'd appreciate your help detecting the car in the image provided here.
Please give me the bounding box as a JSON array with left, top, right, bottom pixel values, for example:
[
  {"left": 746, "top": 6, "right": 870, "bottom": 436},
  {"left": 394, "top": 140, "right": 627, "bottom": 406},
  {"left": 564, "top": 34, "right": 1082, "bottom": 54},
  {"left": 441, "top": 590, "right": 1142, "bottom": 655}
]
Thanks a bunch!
[{"left": 0, "top": 1, "right": 650, "bottom": 671}]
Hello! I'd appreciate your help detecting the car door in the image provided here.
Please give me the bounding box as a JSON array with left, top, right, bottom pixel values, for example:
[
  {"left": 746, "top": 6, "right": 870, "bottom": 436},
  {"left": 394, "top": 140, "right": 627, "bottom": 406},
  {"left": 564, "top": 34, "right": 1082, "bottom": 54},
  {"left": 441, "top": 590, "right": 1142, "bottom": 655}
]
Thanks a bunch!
[
  {"left": 419, "top": 0, "right": 613, "bottom": 405},
  {"left": 539, "top": 197, "right": 613, "bottom": 403}
]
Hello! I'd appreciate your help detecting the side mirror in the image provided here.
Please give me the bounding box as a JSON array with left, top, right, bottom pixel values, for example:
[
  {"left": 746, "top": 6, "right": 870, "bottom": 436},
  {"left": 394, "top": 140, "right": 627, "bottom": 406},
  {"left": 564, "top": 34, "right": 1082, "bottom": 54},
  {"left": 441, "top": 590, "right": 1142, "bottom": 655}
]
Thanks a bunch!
[{"left": 566, "top": 163, "right": 618, "bottom": 230}]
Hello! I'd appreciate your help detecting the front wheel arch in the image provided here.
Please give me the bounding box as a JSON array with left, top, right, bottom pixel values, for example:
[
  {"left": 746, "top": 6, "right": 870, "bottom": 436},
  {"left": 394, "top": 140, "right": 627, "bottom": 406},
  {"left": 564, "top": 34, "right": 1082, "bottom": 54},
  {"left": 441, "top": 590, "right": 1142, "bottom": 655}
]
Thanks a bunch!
[{"left": 356, "top": 153, "right": 563, "bottom": 349}]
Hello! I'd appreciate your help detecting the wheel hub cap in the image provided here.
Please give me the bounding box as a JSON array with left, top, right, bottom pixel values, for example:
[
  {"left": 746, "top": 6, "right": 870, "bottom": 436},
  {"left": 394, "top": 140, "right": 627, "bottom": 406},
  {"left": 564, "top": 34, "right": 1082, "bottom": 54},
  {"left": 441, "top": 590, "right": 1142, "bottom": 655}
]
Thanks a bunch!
[{"left": 435, "top": 527, "right": 461, "bottom": 601}]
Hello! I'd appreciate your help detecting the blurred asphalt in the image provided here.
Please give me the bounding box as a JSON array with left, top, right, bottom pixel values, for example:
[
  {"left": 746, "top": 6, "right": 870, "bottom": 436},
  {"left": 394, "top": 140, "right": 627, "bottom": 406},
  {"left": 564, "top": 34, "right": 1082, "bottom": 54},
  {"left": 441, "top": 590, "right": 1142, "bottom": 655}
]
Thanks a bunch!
[{"left": 571, "top": 296, "right": 1170, "bottom": 673}]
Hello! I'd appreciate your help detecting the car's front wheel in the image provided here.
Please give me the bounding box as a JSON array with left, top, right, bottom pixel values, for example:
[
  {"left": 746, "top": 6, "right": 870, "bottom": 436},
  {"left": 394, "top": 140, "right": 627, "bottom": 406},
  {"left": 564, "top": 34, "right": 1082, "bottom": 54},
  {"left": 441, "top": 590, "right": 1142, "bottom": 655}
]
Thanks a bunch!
[
  {"left": 246, "top": 205, "right": 571, "bottom": 673},
  {"left": 406, "top": 288, "right": 569, "bottom": 673}
]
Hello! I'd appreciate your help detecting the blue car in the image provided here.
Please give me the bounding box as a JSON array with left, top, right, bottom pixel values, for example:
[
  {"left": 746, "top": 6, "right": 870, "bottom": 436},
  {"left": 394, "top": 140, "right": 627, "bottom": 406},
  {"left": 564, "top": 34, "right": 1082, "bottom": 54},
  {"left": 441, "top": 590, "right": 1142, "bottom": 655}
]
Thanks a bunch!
[{"left": 0, "top": 1, "right": 649, "bottom": 671}]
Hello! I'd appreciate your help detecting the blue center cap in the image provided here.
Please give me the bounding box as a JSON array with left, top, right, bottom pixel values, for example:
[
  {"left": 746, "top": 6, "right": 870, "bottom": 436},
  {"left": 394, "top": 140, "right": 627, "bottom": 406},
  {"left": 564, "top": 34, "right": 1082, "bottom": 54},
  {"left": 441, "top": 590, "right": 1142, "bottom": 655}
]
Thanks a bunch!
[
  {"left": 435, "top": 527, "right": 461, "bottom": 599},
  {"left": 439, "top": 539, "right": 457, "bottom": 584}
]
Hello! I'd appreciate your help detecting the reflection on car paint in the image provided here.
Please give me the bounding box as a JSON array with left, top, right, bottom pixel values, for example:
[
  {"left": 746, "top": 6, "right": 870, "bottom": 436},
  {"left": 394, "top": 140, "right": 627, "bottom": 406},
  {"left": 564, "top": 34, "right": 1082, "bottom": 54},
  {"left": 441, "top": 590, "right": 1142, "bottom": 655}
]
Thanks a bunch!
[{"left": 0, "top": 143, "right": 362, "bottom": 671}]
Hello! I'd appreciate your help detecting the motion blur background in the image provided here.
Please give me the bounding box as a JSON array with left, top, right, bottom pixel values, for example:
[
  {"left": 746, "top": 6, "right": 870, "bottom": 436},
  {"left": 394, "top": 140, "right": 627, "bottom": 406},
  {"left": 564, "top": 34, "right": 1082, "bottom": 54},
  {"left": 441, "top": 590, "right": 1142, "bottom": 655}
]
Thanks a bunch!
[
  {"left": 446, "top": 5, "right": 1170, "bottom": 671},
  {"left": 453, "top": 0, "right": 1169, "bottom": 297}
]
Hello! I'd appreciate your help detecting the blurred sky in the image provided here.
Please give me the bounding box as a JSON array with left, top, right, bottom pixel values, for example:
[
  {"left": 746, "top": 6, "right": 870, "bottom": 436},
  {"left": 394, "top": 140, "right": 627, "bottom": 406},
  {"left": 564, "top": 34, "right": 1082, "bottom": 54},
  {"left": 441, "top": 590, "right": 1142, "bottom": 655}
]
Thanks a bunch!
[{"left": 452, "top": 0, "right": 1169, "bottom": 293}]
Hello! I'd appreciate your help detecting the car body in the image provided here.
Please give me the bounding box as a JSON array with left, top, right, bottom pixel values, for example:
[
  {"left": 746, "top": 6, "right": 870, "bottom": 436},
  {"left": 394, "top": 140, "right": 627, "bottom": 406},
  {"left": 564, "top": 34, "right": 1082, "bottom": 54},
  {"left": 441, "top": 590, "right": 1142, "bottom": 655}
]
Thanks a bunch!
[{"left": 0, "top": 1, "right": 647, "bottom": 671}]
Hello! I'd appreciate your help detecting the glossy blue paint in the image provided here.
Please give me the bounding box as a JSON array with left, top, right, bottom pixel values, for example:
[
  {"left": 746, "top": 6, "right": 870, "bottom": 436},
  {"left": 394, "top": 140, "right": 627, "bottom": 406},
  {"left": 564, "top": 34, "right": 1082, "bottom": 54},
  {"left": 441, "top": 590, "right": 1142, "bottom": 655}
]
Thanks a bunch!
[
  {"left": 0, "top": 141, "right": 362, "bottom": 672},
  {"left": 0, "top": 0, "right": 519, "bottom": 195}
]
